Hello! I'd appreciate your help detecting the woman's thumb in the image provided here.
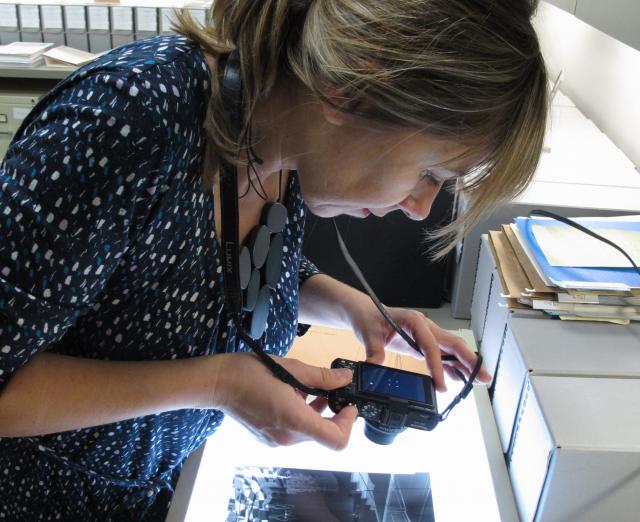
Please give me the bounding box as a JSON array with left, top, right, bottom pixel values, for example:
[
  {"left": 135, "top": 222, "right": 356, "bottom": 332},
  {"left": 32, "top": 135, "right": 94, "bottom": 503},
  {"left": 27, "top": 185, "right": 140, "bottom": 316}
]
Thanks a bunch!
[{"left": 309, "top": 366, "right": 353, "bottom": 390}]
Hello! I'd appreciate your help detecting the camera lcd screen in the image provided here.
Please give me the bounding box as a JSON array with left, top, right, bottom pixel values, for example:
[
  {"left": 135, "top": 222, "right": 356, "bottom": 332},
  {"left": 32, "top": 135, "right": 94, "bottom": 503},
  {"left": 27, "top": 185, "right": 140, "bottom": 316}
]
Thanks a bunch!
[{"left": 359, "top": 364, "right": 427, "bottom": 403}]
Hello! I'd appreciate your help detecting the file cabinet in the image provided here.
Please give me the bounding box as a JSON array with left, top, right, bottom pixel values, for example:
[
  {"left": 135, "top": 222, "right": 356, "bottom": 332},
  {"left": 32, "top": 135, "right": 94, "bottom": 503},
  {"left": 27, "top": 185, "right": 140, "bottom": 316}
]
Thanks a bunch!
[
  {"left": 470, "top": 235, "right": 541, "bottom": 386},
  {"left": 492, "top": 315, "right": 640, "bottom": 454},
  {"left": 510, "top": 375, "right": 640, "bottom": 522},
  {"left": 470, "top": 237, "right": 640, "bottom": 520},
  {"left": 0, "top": 2, "right": 20, "bottom": 44},
  {"left": 17, "top": 3, "right": 43, "bottom": 43},
  {"left": 0, "top": 80, "right": 52, "bottom": 162},
  {"left": 41, "top": 3, "right": 66, "bottom": 46}
]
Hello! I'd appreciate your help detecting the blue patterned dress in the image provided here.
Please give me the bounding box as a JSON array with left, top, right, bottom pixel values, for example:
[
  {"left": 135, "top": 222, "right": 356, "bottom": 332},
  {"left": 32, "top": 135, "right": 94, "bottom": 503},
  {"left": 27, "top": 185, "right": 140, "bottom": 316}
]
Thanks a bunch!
[{"left": 0, "top": 35, "right": 319, "bottom": 520}]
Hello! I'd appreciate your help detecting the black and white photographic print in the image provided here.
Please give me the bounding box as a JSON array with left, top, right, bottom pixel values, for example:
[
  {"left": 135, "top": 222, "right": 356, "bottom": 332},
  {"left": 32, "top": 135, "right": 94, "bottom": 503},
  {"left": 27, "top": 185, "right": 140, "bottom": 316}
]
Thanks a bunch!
[{"left": 225, "top": 466, "right": 435, "bottom": 522}]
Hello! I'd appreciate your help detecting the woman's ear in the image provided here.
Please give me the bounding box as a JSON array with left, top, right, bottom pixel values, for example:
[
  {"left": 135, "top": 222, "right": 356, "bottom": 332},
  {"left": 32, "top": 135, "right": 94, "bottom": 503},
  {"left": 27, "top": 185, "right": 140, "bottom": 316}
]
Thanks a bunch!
[
  {"left": 319, "top": 85, "right": 350, "bottom": 126},
  {"left": 320, "top": 101, "right": 348, "bottom": 127},
  {"left": 321, "top": 101, "right": 347, "bottom": 127}
]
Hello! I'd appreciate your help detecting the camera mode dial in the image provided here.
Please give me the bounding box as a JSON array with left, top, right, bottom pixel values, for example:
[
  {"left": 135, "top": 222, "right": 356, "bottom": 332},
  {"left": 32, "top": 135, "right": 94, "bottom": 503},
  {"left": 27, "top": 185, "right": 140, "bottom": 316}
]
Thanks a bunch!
[
  {"left": 359, "top": 402, "right": 381, "bottom": 420},
  {"left": 328, "top": 359, "right": 359, "bottom": 414}
]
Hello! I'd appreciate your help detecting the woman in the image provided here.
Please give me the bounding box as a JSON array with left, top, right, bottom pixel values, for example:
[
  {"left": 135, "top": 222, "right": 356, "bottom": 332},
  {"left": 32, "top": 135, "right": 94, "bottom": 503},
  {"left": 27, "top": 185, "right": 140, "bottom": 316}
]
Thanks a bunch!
[{"left": 0, "top": 0, "right": 546, "bottom": 519}]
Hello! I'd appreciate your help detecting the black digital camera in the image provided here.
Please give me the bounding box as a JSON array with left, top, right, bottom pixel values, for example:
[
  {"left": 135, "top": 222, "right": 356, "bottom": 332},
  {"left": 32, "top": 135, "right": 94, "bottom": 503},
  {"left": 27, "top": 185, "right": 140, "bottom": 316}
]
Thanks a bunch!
[{"left": 328, "top": 358, "right": 439, "bottom": 445}]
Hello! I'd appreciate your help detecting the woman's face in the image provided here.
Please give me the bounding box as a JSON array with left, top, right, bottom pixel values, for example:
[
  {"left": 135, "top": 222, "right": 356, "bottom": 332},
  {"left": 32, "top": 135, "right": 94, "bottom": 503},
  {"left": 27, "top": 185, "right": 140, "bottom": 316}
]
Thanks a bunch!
[{"left": 294, "top": 111, "right": 472, "bottom": 221}]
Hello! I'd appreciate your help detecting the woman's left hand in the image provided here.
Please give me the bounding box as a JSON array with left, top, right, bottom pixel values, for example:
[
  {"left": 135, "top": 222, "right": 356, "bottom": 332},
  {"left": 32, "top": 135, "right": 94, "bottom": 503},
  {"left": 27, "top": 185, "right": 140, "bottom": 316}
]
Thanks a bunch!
[{"left": 347, "top": 300, "right": 491, "bottom": 392}]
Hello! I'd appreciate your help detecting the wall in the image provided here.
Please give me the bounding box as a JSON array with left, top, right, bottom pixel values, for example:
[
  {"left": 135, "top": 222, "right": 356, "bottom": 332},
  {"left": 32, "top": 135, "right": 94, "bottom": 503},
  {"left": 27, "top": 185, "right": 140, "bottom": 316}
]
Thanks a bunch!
[{"left": 534, "top": 2, "right": 640, "bottom": 170}]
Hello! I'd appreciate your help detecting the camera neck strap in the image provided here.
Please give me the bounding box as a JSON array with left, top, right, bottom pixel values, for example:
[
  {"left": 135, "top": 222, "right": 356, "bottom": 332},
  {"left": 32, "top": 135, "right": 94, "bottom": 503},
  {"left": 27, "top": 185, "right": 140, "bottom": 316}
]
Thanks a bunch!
[{"left": 332, "top": 220, "right": 483, "bottom": 422}]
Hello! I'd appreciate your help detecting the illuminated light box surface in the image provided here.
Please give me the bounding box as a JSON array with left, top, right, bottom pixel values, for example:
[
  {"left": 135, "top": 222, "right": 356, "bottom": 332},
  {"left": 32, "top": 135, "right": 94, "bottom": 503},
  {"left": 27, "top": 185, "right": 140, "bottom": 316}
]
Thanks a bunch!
[{"left": 181, "top": 327, "right": 506, "bottom": 521}]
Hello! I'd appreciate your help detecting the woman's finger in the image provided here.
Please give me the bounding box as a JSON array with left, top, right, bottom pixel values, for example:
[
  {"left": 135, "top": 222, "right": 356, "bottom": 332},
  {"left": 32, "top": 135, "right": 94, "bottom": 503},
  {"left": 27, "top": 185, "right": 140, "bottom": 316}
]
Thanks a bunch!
[
  {"left": 361, "top": 329, "right": 387, "bottom": 365},
  {"left": 408, "top": 318, "right": 446, "bottom": 392},
  {"left": 443, "top": 365, "right": 462, "bottom": 382},
  {"left": 304, "top": 404, "right": 359, "bottom": 450},
  {"left": 308, "top": 395, "right": 329, "bottom": 414},
  {"left": 433, "top": 328, "right": 492, "bottom": 383},
  {"left": 284, "top": 359, "right": 354, "bottom": 391}
]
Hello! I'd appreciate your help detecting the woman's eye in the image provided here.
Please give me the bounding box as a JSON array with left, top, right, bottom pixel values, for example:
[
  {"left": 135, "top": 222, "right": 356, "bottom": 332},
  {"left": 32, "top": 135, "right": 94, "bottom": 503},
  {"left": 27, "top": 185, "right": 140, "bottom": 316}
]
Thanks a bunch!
[{"left": 421, "top": 170, "right": 440, "bottom": 186}]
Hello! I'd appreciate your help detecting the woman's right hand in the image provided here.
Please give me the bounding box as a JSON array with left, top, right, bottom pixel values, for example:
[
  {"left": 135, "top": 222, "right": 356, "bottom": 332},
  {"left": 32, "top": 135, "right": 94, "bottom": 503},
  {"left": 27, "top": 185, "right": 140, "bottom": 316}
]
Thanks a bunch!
[{"left": 208, "top": 353, "right": 358, "bottom": 450}]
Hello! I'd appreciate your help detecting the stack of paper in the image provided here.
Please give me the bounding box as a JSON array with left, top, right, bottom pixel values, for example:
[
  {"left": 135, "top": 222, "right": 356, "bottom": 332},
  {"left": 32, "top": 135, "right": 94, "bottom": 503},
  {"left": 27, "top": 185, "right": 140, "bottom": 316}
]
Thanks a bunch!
[
  {"left": 43, "top": 46, "right": 97, "bottom": 67},
  {"left": 487, "top": 215, "right": 640, "bottom": 324},
  {"left": 0, "top": 41, "right": 55, "bottom": 67}
]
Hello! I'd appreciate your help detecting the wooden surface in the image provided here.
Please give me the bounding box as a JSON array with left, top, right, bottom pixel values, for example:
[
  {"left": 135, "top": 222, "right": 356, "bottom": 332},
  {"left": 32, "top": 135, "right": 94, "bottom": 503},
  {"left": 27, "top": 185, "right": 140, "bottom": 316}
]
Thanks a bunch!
[{"left": 287, "top": 325, "right": 461, "bottom": 376}]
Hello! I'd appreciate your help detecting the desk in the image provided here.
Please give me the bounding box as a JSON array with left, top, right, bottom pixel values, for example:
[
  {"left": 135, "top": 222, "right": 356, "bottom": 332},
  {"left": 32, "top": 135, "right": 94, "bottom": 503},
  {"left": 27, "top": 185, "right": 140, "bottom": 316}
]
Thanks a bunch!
[{"left": 0, "top": 64, "right": 75, "bottom": 80}]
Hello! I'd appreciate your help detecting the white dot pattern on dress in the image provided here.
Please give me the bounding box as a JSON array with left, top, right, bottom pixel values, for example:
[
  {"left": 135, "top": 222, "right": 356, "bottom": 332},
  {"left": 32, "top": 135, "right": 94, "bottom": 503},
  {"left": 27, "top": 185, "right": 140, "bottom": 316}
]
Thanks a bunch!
[{"left": 0, "top": 35, "right": 320, "bottom": 519}]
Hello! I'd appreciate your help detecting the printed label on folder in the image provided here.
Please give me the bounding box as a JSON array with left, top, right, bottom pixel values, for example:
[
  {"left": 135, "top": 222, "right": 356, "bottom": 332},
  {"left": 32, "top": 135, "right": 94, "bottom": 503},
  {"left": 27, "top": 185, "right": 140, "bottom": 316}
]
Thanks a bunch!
[
  {"left": 88, "top": 7, "right": 110, "bottom": 31},
  {"left": 112, "top": 7, "right": 134, "bottom": 31},
  {"left": 18, "top": 5, "right": 41, "bottom": 29},
  {"left": 160, "top": 8, "right": 176, "bottom": 32},
  {"left": 0, "top": 5, "right": 18, "bottom": 27},
  {"left": 42, "top": 6, "right": 64, "bottom": 30},
  {"left": 65, "top": 6, "right": 86, "bottom": 30},
  {"left": 189, "top": 8, "right": 206, "bottom": 26},
  {"left": 136, "top": 8, "right": 158, "bottom": 32},
  {"left": 13, "top": 107, "right": 31, "bottom": 121}
]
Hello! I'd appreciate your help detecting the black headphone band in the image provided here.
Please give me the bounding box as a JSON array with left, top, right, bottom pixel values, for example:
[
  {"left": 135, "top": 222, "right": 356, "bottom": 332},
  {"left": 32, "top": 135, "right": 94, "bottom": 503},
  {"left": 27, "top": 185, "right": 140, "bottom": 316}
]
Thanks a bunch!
[{"left": 219, "top": 51, "right": 244, "bottom": 141}]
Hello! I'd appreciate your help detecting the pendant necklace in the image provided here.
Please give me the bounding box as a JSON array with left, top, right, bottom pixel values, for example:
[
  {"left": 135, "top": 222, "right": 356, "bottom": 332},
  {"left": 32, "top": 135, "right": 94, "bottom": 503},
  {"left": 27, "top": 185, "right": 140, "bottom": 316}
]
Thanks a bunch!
[{"left": 238, "top": 170, "right": 287, "bottom": 339}]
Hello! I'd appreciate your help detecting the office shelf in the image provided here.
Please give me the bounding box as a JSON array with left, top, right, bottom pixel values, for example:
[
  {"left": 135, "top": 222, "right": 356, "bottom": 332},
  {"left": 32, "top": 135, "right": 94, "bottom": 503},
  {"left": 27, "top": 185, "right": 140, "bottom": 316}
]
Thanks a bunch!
[{"left": 0, "top": 65, "right": 75, "bottom": 80}]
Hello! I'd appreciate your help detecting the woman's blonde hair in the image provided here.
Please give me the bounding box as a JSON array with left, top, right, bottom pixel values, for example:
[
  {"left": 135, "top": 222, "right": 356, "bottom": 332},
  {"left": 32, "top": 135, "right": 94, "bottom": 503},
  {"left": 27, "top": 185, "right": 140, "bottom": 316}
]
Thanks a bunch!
[{"left": 174, "top": 0, "right": 548, "bottom": 257}]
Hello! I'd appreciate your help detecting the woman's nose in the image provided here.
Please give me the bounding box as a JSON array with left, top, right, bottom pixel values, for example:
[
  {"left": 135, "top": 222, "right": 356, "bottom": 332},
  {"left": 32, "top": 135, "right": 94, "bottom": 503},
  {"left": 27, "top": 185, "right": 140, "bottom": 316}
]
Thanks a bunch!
[{"left": 399, "top": 189, "right": 438, "bottom": 221}]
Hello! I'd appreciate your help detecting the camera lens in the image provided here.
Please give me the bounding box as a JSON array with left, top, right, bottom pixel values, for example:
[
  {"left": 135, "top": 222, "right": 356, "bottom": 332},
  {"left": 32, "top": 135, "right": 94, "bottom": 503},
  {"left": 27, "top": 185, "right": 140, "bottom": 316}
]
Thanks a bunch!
[{"left": 363, "top": 419, "right": 407, "bottom": 445}]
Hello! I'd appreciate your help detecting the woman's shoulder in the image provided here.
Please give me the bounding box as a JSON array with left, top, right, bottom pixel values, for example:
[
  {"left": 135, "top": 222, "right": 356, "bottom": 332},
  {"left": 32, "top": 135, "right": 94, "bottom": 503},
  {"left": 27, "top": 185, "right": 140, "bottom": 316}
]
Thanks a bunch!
[
  {"left": 72, "top": 34, "right": 209, "bottom": 87},
  {"left": 13, "top": 35, "right": 210, "bottom": 150},
  {"left": 39, "top": 35, "right": 211, "bottom": 125}
]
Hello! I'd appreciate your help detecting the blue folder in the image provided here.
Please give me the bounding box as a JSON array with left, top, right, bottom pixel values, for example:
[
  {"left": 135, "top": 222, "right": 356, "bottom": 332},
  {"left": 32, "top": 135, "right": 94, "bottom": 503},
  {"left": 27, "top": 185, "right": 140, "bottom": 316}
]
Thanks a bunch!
[{"left": 515, "top": 217, "right": 640, "bottom": 291}]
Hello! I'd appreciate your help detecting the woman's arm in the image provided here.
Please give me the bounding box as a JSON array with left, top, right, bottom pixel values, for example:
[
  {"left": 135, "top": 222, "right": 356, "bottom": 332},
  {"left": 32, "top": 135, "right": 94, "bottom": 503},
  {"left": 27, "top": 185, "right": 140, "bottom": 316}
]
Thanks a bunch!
[
  {"left": 0, "top": 351, "right": 357, "bottom": 449},
  {"left": 298, "top": 273, "right": 372, "bottom": 329},
  {"left": 297, "top": 273, "right": 491, "bottom": 391},
  {"left": 0, "top": 352, "right": 217, "bottom": 437}
]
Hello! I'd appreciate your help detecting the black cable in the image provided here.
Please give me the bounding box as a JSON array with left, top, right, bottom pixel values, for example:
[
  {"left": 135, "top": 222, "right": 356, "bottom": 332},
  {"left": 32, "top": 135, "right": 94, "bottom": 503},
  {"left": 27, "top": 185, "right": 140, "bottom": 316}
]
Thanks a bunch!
[
  {"left": 238, "top": 124, "right": 269, "bottom": 201},
  {"left": 238, "top": 160, "right": 252, "bottom": 199},
  {"left": 246, "top": 125, "right": 270, "bottom": 200},
  {"left": 529, "top": 210, "right": 640, "bottom": 276},
  {"left": 439, "top": 353, "right": 483, "bottom": 421},
  {"left": 220, "top": 49, "right": 479, "bottom": 424},
  {"left": 248, "top": 160, "right": 270, "bottom": 201}
]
